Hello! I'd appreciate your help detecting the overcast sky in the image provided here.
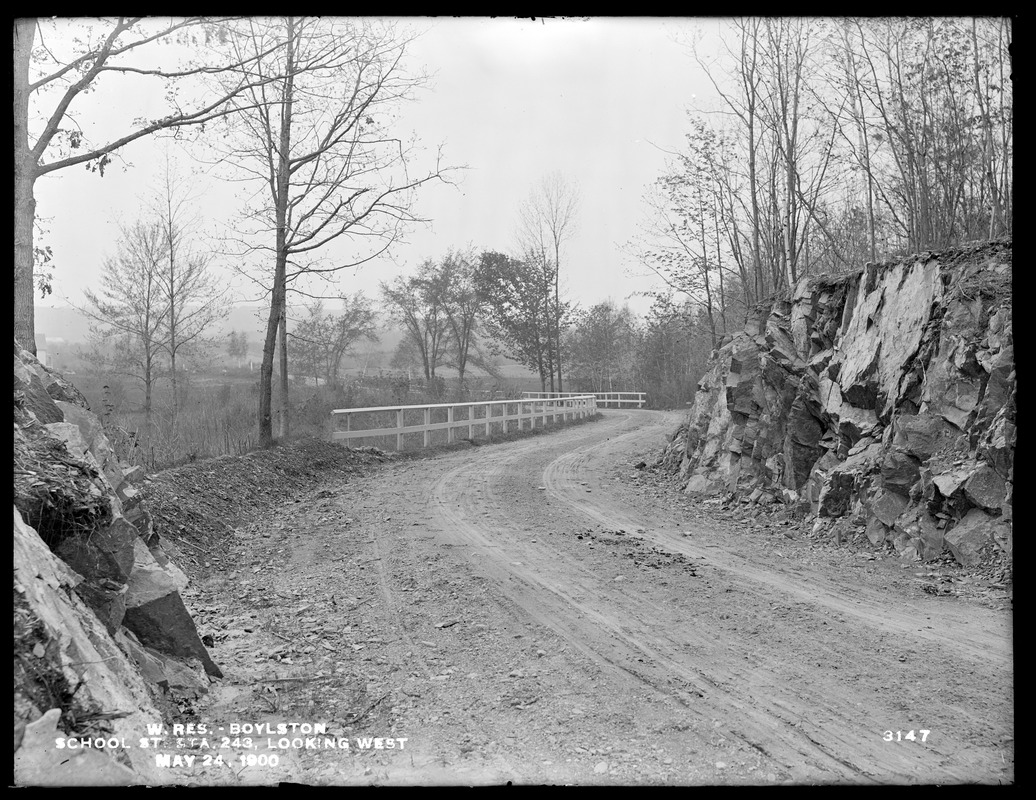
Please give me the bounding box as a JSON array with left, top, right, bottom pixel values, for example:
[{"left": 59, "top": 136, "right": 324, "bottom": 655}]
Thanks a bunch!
[{"left": 35, "top": 16, "right": 725, "bottom": 318}]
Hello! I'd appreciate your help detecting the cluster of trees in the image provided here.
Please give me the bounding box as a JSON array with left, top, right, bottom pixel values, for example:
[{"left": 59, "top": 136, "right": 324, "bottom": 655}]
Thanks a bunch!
[
  {"left": 379, "top": 251, "right": 710, "bottom": 409},
  {"left": 630, "top": 17, "right": 1012, "bottom": 349},
  {"left": 381, "top": 250, "right": 481, "bottom": 393},
  {"left": 78, "top": 168, "right": 229, "bottom": 445},
  {"left": 18, "top": 16, "right": 1012, "bottom": 446},
  {"left": 377, "top": 173, "right": 579, "bottom": 397},
  {"left": 563, "top": 296, "right": 713, "bottom": 409},
  {"left": 16, "top": 16, "right": 452, "bottom": 447},
  {"left": 290, "top": 295, "right": 379, "bottom": 388}
]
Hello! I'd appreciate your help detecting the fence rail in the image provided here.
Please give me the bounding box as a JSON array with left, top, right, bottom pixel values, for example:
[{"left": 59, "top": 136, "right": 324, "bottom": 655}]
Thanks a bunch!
[
  {"left": 522, "top": 391, "right": 646, "bottom": 408},
  {"left": 330, "top": 395, "right": 598, "bottom": 451}
]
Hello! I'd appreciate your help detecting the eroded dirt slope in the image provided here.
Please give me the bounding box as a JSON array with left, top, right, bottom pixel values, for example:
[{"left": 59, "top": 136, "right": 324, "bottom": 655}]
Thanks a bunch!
[{"left": 158, "top": 411, "right": 1012, "bottom": 786}]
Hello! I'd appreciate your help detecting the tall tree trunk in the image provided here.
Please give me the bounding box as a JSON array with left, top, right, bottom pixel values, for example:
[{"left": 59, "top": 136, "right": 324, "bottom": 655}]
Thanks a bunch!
[
  {"left": 144, "top": 352, "right": 154, "bottom": 441},
  {"left": 554, "top": 242, "right": 563, "bottom": 393},
  {"left": 542, "top": 252, "right": 555, "bottom": 393},
  {"left": 697, "top": 199, "right": 718, "bottom": 349},
  {"left": 849, "top": 45, "right": 878, "bottom": 262},
  {"left": 259, "top": 17, "right": 295, "bottom": 447},
  {"left": 741, "top": 25, "right": 764, "bottom": 303},
  {"left": 14, "top": 19, "right": 38, "bottom": 353},
  {"left": 277, "top": 308, "right": 289, "bottom": 439},
  {"left": 167, "top": 239, "right": 178, "bottom": 420},
  {"left": 714, "top": 202, "right": 727, "bottom": 336},
  {"left": 971, "top": 19, "right": 1004, "bottom": 239}
]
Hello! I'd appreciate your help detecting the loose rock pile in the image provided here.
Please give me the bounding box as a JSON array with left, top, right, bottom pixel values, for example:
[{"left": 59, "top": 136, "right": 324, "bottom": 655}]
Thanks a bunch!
[
  {"left": 13, "top": 341, "right": 217, "bottom": 784},
  {"left": 660, "top": 240, "right": 1013, "bottom": 568}
]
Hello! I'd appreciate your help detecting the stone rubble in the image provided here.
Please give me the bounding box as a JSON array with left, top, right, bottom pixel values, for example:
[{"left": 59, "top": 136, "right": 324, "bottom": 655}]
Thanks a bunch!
[
  {"left": 13, "top": 340, "right": 219, "bottom": 784},
  {"left": 660, "top": 240, "right": 1013, "bottom": 568}
]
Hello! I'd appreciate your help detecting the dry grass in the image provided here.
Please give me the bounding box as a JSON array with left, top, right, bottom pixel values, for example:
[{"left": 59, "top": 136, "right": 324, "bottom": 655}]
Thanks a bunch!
[{"left": 82, "top": 371, "right": 540, "bottom": 471}]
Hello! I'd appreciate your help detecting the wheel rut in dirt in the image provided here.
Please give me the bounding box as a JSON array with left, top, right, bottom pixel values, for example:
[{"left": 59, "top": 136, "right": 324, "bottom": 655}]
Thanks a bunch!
[
  {"left": 420, "top": 410, "right": 1012, "bottom": 784},
  {"left": 188, "top": 409, "right": 1012, "bottom": 785}
]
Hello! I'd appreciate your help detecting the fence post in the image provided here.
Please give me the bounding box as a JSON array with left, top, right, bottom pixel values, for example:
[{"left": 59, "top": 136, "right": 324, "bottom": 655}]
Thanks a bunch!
[
  {"left": 485, "top": 403, "right": 492, "bottom": 438},
  {"left": 468, "top": 403, "right": 474, "bottom": 441},
  {"left": 423, "top": 407, "right": 431, "bottom": 447},
  {"left": 447, "top": 406, "right": 455, "bottom": 444},
  {"left": 396, "top": 408, "right": 404, "bottom": 450}
]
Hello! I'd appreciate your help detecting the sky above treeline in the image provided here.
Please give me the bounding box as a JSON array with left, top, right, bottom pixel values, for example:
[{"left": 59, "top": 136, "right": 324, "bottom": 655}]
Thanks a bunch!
[{"left": 34, "top": 17, "right": 728, "bottom": 319}]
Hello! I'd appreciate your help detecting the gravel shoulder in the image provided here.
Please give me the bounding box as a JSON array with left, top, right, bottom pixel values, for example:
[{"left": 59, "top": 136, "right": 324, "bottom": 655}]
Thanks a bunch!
[{"left": 149, "top": 410, "right": 1013, "bottom": 786}]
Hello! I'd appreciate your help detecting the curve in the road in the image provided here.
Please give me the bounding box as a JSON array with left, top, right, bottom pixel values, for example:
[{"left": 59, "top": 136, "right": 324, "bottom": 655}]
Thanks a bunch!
[{"left": 425, "top": 411, "right": 1011, "bottom": 784}]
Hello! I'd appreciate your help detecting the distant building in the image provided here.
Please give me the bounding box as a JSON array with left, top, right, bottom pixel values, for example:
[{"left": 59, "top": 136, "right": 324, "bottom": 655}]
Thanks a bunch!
[
  {"left": 33, "top": 334, "right": 51, "bottom": 367},
  {"left": 32, "top": 334, "right": 66, "bottom": 369}
]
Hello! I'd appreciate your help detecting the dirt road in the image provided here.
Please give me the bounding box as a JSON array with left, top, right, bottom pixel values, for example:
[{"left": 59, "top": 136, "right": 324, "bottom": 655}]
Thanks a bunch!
[{"left": 176, "top": 410, "right": 1013, "bottom": 786}]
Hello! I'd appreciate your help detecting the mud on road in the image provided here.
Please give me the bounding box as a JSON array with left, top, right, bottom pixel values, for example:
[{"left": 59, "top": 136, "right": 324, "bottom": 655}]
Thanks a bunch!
[{"left": 169, "top": 410, "right": 1012, "bottom": 786}]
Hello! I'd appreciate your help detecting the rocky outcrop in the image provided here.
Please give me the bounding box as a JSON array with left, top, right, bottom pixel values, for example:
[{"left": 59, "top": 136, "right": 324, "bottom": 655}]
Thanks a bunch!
[
  {"left": 13, "top": 341, "right": 220, "bottom": 785},
  {"left": 661, "top": 240, "right": 1013, "bottom": 565}
]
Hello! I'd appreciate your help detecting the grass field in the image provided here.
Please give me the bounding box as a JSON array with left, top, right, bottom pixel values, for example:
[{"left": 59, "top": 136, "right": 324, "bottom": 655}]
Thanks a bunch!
[{"left": 69, "top": 364, "right": 545, "bottom": 470}]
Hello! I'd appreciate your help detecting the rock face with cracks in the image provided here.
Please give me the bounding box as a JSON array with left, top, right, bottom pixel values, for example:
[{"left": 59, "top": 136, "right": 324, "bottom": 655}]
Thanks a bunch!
[
  {"left": 661, "top": 240, "right": 1013, "bottom": 566},
  {"left": 13, "top": 341, "right": 220, "bottom": 785}
]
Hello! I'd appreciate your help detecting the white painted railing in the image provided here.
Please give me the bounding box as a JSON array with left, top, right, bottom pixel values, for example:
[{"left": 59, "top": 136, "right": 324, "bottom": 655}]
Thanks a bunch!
[
  {"left": 331, "top": 395, "right": 598, "bottom": 450},
  {"left": 522, "top": 391, "right": 646, "bottom": 408}
]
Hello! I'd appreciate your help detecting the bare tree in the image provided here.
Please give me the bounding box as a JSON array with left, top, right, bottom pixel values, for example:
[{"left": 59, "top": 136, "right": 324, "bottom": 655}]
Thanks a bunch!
[
  {"left": 624, "top": 119, "right": 750, "bottom": 348},
  {"left": 674, "top": 15, "right": 1012, "bottom": 297},
  {"left": 150, "top": 157, "right": 229, "bottom": 416},
  {"left": 14, "top": 16, "right": 284, "bottom": 354},
  {"left": 79, "top": 221, "right": 167, "bottom": 444},
  {"left": 214, "top": 16, "right": 452, "bottom": 445},
  {"left": 517, "top": 173, "right": 579, "bottom": 392}
]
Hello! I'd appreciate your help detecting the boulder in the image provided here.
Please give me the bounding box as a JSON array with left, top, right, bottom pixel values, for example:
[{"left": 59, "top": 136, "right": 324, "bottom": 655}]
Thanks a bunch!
[
  {"left": 14, "top": 341, "right": 91, "bottom": 410},
  {"left": 124, "top": 537, "right": 189, "bottom": 608},
  {"left": 43, "top": 371, "right": 91, "bottom": 408},
  {"left": 932, "top": 465, "right": 976, "bottom": 499},
  {"left": 53, "top": 514, "right": 139, "bottom": 586},
  {"left": 865, "top": 517, "right": 889, "bottom": 546},
  {"left": 817, "top": 470, "right": 856, "bottom": 518},
  {"left": 867, "top": 488, "right": 909, "bottom": 527},
  {"left": 944, "top": 509, "right": 999, "bottom": 566},
  {"left": 962, "top": 464, "right": 1008, "bottom": 514},
  {"left": 123, "top": 592, "right": 223, "bottom": 678},
  {"left": 14, "top": 355, "right": 63, "bottom": 424},
  {"left": 13, "top": 508, "right": 166, "bottom": 784},
  {"left": 54, "top": 400, "right": 124, "bottom": 493},
  {"left": 121, "top": 631, "right": 209, "bottom": 696},
  {"left": 120, "top": 631, "right": 171, "bottom": 688},
  {"left": 893, "top": 510, "right": 944, "bottom": 561},
  {"left": 879, "top": 447, "right": 921, "bottom": 496},
  {"left": 73, "top": 580, "right": 127, "bottom": 635}
]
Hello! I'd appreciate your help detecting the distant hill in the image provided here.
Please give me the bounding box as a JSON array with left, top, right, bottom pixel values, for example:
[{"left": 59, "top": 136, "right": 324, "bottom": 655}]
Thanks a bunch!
[
  {"left": 37, "top": 303, "right": 402, "bottom": 342},
  {"left": 34, "top": 303, "right": 532, "bottom": 379},
  {"left": 35, "top": 303, "right": 405, "bottom": 369}
]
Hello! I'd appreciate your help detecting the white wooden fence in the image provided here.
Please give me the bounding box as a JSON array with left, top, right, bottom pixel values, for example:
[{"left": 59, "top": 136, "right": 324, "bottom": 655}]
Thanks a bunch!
[
  {"left": 331, "top": 395, "right": 598, "bottom": 451},
  {"left": 522, "top": 391, "right": 646, "bottom": 408}
]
